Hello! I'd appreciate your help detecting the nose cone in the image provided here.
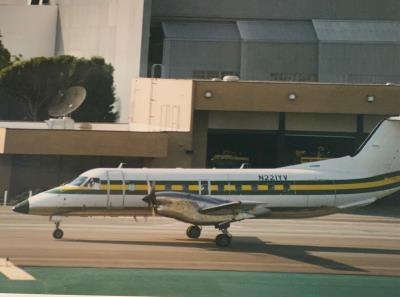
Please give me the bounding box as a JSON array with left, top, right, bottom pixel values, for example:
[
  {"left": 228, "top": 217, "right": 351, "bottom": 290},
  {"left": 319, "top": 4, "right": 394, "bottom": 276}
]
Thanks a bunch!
[{"left": 12, "top": 199, "right": 30, "bottom": 214}]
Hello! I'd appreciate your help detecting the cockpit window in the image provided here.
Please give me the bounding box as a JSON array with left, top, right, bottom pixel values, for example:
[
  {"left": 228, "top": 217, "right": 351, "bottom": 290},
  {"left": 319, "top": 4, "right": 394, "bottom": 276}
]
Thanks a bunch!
[
  {"left": 68, "top": 176, "right": 88, "bottom": 186},
  {"left": 84, "top": 178, "right": 101, "bottom": 188}
]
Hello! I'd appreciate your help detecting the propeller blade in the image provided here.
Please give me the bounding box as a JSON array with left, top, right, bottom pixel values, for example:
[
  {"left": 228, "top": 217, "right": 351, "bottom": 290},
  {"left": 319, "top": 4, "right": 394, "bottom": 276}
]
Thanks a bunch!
[
  {"left": 142, "top": 192, "right": 156, "bottom": 205},
  {"left": 142, "top": 181, "right": 157, "bottom": 216}
]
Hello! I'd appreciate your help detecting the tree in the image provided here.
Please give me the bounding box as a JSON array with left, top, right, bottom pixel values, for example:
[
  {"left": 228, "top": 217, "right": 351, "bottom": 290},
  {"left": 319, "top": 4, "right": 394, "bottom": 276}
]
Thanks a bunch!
[
  {"left": 0, "top": 55, "right": 117, "bottom": 122},
  {"left": 71, "top": 57, "right": 117, "bottom": 122},
  {"left": 0, "top": 36, "right": 11, "bottom": 70}
]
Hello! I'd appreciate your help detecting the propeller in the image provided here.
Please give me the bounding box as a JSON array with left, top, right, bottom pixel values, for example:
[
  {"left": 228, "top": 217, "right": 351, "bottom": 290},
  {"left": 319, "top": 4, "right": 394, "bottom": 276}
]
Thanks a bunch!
[{"left": 143, "top": 181, "right": 157, "bottom": 216}]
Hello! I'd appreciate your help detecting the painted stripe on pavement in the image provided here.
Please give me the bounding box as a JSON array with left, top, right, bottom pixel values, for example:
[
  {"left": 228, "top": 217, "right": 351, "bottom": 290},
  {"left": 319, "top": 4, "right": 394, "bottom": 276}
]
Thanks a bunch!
[{"left": 0, "top": 258, "right": 35, "bottom": 280}]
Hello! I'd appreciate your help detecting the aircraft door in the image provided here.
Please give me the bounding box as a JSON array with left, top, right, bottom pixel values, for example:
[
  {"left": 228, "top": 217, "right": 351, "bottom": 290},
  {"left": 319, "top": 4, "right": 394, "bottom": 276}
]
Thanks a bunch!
[
  {"left": 106, "top": 171, "right": 125, "bottom": 208},
  {"left": 199, "top": 180, "right": 210, "bottom": 195}
]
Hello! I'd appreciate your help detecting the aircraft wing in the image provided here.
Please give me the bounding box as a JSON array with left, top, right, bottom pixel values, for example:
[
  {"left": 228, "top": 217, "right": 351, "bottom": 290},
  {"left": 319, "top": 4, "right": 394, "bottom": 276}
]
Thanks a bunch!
[
  {"left": 199, "top": 201, "right": 269, "bottom": 215},
  {"left": 199, "top": 201, "right": 242, "bottom": 214},
  {"left": 152, "top": 191, "right": 271, "bottom": 217}
]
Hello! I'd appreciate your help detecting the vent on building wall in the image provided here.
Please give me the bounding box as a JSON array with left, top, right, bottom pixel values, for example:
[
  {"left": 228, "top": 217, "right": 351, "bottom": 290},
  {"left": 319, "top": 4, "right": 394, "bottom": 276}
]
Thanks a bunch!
[
  {"left": 222, "top": 75, "right": 240, "bottom": 82},
  {"left": 29, "top": 0, "right": 50, "bottom": 5},
  {"left": 193, "top": 70, "right": 238, "bottom": 80}
]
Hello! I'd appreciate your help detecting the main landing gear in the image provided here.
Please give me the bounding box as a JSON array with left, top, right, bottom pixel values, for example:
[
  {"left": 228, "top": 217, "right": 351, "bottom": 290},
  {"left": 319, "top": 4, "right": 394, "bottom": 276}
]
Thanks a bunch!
[
  {"left": 215, "top": 222, "right": 232, "bottom": 247},
  {"left": 185, "top": 223, "right": 232, "bottom": 247},
  {"left": 186, "top": 225, "right": 202, "bottom": 239},
  {"left": 50, "top": 217, "right": 64, "bottom": 240}
]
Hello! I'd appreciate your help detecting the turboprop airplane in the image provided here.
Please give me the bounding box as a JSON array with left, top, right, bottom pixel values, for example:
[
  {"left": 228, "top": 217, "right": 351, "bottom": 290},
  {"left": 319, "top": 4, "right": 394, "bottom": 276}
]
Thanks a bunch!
[{"left": 13, "top": 116, "right": 400, "bottom": 247}]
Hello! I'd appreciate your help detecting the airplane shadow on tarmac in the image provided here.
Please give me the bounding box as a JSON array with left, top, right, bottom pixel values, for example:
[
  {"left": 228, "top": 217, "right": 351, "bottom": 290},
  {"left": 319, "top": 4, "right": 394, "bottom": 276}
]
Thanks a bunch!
[
  {"left": 346, "top": 192, "right": 400, "bottom": 218},
  {"left": 64, "top": 236, "right": 400, "bottom": 273}
]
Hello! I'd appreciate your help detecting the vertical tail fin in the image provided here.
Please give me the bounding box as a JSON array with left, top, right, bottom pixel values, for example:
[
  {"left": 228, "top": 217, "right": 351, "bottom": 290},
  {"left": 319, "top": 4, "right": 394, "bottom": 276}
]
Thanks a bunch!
[
  {"left": 287, "top": 116, "right": 400, "bottom": 176},
  {"left": 351, "top": 117, "right": 400, "bottom": 175}
]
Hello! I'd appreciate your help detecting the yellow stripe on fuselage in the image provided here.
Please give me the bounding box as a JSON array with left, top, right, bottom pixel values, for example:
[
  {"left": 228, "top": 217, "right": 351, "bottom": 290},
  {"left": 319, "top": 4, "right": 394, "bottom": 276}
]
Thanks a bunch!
[
  {"left": 291, "top": 176, "right": 400, "bottom": 191},
  {"left": 155, "top": 185, "right": 166, "bottom": 191},
  {"left": 241, "top": 185, "right": 252, "bottom": 191},
  {"left": 224, "top": 185, "right": 236, "bottom": 191},
  {"left": 257, "top": 185, "right": 268, "bottom": 191},
  {"left": 135, "top": 184, "right": 148, "bottom": 191},
  {"left": 210, "top": 185, "right": 218, "bottom": 191},
  {"left": 171, "top": 185, "right": 183, "bottom": 191},
  {"left": 188, "top": 185, "right": 199, "bottom": 191}
]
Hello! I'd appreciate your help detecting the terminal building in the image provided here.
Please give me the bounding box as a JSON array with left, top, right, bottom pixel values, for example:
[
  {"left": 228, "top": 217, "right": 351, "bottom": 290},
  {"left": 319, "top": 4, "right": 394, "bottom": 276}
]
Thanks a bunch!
[{"left": 0, "top": 0, "right": 400, "bottom": 197}]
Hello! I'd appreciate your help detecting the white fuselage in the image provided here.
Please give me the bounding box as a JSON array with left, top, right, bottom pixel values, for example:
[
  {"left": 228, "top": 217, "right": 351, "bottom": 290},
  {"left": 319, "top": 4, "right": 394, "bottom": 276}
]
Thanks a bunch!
[{"left": 26, "top": 166, "right": 400, "bottom": 218}]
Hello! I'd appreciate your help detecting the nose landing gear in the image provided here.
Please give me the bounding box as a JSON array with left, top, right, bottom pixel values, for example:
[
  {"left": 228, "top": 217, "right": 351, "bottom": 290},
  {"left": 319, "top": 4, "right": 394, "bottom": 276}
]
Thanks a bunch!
[
  {"left": 50, "top": 216, "right": 64, "bottom": 240},
  {"left": 53, "top": 225, "right": 64, "bottom": 240}
]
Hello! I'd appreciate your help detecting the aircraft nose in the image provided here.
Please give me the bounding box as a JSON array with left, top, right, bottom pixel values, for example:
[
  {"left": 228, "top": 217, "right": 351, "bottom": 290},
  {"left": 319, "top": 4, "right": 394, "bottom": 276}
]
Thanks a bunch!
[{"left": 12, "top": 199, "right": 30, "bottom": 214}]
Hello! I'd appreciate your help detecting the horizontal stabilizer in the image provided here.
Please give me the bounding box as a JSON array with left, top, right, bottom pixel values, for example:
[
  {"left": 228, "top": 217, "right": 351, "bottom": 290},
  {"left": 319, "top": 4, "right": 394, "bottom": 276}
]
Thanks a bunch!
[{"left": 337, "top": 198, "right": 377, "bottom": 209}]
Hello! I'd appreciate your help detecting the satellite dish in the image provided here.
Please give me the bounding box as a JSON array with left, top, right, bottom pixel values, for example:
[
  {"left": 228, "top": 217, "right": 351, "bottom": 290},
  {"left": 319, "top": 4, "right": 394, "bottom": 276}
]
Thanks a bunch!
[{"left": 48, "top": 86, "right": 87, "bottom": 118}]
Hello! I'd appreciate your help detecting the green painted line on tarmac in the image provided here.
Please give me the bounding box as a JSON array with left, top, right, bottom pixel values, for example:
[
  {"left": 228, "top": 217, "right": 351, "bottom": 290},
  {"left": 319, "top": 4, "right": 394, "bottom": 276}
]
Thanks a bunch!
[{"left": 0, "top": 267, "right": 399, "bottom": 297}]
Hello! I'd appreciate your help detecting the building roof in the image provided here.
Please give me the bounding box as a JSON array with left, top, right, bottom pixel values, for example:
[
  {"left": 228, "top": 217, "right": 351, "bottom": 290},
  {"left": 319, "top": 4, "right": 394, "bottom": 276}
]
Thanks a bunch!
[
  {"left": 313, "top": 20, "right": 400, "bottom": 44},
  {"left": 238, "top": 21, "right": 317, "bottom": 42},
  {"left": 162, "top": 21, "right": 240, "bottom": 41}
]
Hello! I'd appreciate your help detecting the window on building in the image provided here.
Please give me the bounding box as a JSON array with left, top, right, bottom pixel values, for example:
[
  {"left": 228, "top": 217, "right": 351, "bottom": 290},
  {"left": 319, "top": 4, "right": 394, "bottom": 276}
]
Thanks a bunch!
[
  {"left": 29, "top": 0, "right": 50, "bottom": 5},
  {"left": 270, "top": 73, "right": 317, "bottom": 82},
  {"left": 192, "top": 70, "right": 239, "bottom": 80}
]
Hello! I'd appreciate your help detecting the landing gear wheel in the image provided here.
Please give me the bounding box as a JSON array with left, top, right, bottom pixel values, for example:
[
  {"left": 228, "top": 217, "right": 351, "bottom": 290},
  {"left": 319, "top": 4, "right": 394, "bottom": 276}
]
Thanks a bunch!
[
  {"left": 53, "top": 228, "right": 64, "bottom": 240},
  {"left": 186, "top": 225, "right": 201, "bottom": 239},
  {"left": 215, "top": 233, "right": 231, "bottom": 247}
]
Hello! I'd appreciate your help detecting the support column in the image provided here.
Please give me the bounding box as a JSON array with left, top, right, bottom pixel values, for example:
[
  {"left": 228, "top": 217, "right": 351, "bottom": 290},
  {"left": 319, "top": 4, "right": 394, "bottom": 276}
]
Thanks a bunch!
[
  {"left": 0, "top": 155, "right": 12, "bottom": 200},
  {"left": 192, "top": 111, "right": 209, "bottom": 168},
  {"left": 276, "top": 112, "right": 286, "bottom": 167}
]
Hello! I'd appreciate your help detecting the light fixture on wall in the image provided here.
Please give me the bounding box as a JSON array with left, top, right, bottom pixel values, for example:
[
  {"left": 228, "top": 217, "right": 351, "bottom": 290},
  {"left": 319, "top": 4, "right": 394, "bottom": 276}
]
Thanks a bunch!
[
  {"left": 204, "top": 90, "right": 214, "bottom": 99},
  {"left": 288, "top": 93, "right": 296, "bottom": 101},
  {"left": 366, "top": 95, "right": 375, "bottom": 103}
]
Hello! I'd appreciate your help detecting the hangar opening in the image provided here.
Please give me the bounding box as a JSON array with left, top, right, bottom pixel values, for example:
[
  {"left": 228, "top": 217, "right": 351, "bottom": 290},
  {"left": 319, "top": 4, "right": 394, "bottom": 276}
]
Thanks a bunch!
[
  {"left": 207, "top": 130, "right": 361, "bottom": 169},
  {"left": 207, "top": 131, "right": 279, "bottom": 168},
  {"left": 284, "top": 133, "right": 359, "bottom": 165}
]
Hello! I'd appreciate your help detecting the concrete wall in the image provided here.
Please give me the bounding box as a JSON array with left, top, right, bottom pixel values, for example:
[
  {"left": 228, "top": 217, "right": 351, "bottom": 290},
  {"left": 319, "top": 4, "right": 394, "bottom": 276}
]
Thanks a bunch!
[
  {"left": 130, "top": 78, "right": 193, "bottom": 131},
  {"left": 285, "top": 113, "right": 357, "bottom": 132},
  {"left": 194, "top": 80, "right": 400, "bottom": 115},
  {"left": 0, "top": 4, "right": 57, "bottom": 58},
  {"left": 0, "top": 128, "right": 168, "bottom": 157},
  {"left": 0, "top": 1, "right": 28, "bottom": 5},
  {"left": 0, "top": 155, "right": 11, "bottom": 197},
  {"left": 149, "top": 132, "right": 193, "bottom": 168},
  {"left": 208, "top": 111, "right": 279, "bottom": 130},
  {"left": 55, "top": 0, "right": 151, "bottom": 122}
]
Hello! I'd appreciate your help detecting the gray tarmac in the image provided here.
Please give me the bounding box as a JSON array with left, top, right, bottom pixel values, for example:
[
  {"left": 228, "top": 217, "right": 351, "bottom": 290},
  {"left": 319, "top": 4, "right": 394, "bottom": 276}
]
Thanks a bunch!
[{"left": 0, "top": 202, "right": 399, "bottom": 276}]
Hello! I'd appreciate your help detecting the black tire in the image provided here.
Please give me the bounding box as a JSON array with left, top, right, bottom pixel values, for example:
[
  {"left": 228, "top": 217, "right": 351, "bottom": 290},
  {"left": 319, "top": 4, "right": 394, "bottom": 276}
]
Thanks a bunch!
[
  {"left": 186, "top": 225, "right": 201, "bottom": 239},
  {"left": 215, "top": 233, "right": 231, "bottom": 247},
  {"left": 53, "top": 228, "right": 64, "bottom": 240}
]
